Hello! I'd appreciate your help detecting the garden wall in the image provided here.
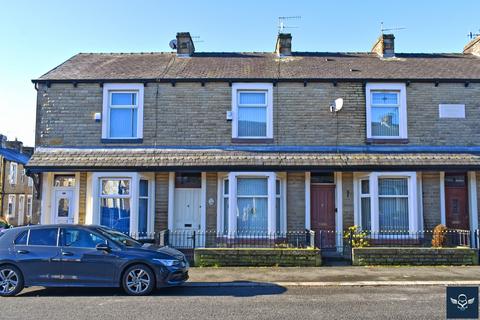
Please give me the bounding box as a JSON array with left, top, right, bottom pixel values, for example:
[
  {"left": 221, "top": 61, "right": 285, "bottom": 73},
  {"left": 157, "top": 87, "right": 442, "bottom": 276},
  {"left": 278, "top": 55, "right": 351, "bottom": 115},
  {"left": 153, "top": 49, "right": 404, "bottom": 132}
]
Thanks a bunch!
[
  {"left": 352, "top": 247, "right": 479, "bottom": 266},
  {"left": 194, "top": 248, "right": 322, "bottom": 267}
]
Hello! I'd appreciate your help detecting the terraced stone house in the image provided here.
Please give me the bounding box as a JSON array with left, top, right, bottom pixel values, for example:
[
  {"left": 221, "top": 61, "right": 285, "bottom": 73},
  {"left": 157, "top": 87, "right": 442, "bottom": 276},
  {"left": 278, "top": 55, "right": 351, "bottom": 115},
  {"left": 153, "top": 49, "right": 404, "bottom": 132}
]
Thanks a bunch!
[
  {"left": 1, "top": 135, "right": 38, "bottom": 226},
  {"left": 27, "top": 32, "right": 480, "bottom": 251}
]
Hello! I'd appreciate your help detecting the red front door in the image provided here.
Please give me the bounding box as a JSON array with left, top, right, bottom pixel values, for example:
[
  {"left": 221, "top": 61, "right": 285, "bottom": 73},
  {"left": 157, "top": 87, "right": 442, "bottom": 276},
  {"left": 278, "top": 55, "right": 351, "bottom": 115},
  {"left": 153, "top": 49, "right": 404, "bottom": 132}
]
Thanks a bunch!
[
  {"left": 311, "top": 185, "right": 336, "bottom": 248},
  {"left": 445, "top": 173, "right": 469, "bottom": 230}
]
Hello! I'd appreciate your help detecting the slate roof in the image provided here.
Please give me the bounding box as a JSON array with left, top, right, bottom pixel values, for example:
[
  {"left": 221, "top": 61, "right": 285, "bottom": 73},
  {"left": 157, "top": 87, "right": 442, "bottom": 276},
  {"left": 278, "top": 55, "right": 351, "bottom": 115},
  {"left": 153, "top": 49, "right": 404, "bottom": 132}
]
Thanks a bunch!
[
  {"left": 0, "top": 148, "right": 30, "bottom": 165},
  {"left": 26, "top": 148, "right": 480, "bottom": 171},
  {"left": 34, "top": 52, "right": 480, "bottom": 82}
]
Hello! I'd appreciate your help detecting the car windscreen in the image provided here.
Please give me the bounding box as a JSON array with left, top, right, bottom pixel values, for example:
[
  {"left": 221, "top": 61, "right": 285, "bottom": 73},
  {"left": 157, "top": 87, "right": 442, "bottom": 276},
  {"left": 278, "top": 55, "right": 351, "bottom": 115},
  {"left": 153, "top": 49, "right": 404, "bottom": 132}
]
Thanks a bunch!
[{"left": 97, "top": 228, "right": 142, "bottom": 248}]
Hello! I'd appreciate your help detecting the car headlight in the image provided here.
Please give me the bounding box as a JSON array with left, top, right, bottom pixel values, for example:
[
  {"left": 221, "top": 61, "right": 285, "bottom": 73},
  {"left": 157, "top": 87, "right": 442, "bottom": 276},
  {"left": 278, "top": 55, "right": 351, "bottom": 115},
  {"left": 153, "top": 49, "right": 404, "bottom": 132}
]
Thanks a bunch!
[{"left": 153, "top": 258, "right": 180, "bottom": 267}]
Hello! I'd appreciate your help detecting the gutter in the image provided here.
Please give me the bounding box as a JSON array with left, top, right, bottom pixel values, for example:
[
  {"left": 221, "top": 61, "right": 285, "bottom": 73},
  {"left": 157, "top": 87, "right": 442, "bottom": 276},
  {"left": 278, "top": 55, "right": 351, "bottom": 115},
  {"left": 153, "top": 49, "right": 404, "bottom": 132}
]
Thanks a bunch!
[{"left": 31, "top": 78, "right": 480, "bottom": 85}]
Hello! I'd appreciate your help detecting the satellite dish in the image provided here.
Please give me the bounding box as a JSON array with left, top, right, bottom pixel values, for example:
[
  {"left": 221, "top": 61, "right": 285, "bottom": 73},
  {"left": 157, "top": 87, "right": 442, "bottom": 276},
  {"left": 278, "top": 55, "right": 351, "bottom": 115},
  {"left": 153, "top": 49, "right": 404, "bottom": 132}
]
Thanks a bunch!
[
  {"left": 330, "top": 98, "right": 344, "bottom": 112},
  {"left": 169, "top": 39, "right": 177, "bottom": 50}
]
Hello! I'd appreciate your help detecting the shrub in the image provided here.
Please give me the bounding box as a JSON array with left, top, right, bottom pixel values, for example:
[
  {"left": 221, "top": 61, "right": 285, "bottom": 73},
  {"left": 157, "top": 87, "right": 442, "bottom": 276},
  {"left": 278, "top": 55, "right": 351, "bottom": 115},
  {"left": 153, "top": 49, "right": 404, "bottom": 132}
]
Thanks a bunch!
[
  {"left": 431, "top": 224, "right": 448, "bottom": 248},
  {"left": 344, "top": 226, "right": 369, "bottom": 248}
]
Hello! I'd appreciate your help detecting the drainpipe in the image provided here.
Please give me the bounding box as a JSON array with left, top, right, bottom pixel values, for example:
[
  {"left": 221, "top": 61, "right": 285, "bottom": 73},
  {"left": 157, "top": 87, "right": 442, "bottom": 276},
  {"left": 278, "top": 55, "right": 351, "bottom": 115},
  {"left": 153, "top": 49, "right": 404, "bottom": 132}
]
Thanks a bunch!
[{"left": 0, "top": 157, "right": 5, "bottom": 218}]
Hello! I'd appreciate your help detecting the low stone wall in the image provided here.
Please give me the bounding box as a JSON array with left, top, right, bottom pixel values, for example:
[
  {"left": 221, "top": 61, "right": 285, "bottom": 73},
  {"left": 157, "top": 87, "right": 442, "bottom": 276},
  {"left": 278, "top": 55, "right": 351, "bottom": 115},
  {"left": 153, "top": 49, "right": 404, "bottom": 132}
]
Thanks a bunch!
[
  {"left": 194, "top": 248, "right": 322, "bottom": 267},
  {"left": 352, "top": 247, "right": 479, "bottom": 266}
]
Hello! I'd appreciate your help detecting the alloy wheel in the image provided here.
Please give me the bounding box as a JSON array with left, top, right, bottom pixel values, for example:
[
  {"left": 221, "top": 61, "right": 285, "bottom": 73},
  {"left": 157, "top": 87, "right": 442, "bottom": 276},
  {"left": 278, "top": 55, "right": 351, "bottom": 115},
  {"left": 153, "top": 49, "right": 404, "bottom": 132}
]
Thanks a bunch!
[
  {"left": 126, "top": 268, "right": 151, "bottom": 294},
  {"left": 0, "top": 268, "right": 19, "bottom": 295}
]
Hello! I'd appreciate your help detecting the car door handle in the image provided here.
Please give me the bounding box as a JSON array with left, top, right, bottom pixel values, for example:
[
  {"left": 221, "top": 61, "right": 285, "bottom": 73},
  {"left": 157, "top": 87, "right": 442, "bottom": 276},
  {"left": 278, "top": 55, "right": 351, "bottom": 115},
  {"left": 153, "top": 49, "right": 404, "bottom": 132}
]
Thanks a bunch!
[
  {"left": 16, "top": 250, "right": 29, "bottom": 254},
  {"left": 62, "top": 251, "right": 74, "bottom": 256}
]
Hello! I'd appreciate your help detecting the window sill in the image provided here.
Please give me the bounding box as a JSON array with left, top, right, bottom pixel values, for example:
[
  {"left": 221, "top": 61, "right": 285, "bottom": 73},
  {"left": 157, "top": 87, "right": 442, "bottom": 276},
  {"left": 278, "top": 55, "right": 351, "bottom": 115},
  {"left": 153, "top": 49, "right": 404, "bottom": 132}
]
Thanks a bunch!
[
  {"left": 366, "top": 138, "right": 409, "bottom": 145},
  {"left": 231, "top": 138, "right": 274, "bottom": 144},
  {"left": 101, "top": 138, "right": 143, "bottom": 144}
]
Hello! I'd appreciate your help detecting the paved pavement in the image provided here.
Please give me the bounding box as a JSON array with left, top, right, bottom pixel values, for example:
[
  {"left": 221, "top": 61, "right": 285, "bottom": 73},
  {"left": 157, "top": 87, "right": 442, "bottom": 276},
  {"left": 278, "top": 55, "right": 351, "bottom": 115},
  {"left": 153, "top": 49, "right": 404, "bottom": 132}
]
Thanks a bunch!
[
  {"left": 4, "top": 285, "right": 449, "bottom": 320},
  {"left": 188, "top": 266, "right": 480, "bottom": 284}
]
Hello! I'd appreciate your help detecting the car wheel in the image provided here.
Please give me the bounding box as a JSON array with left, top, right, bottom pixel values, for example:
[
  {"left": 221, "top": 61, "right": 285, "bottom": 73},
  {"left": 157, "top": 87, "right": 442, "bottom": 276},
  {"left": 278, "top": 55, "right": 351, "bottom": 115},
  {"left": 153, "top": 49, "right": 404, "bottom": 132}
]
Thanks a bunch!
[
  {"left": 122, "top": 264, "right": 155, "bottom": 296},
  {"left": 0, "top": 265, "right": 24, "bottom": 297}
]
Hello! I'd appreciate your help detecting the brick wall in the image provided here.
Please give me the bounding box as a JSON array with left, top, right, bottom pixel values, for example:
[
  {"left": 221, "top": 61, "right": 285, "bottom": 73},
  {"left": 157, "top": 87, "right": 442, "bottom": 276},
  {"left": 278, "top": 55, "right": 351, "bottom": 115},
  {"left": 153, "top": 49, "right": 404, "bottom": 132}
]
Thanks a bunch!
[
  {"left": 287, "top": 172, "right": 305, "bottom": 230},
  {"left": 155, "top": 173, "right": 169, "bottom": 232},
  {"left": 422, "top": 172, "right": 441, "bottom": 229},
  {"left": 36, "top": 82, "right": 480, "bottom": 147}
]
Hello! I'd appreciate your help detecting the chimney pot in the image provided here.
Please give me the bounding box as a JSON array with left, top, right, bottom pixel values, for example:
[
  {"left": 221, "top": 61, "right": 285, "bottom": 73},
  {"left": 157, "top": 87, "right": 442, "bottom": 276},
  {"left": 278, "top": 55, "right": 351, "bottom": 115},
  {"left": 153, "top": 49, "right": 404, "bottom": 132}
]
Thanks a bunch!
[
  {"left": 176, "top": 32, "right": 195, "bottom": 56},
  {"left": 463, "top": 35, "right": 480, "bottom": 56},
  {"left": 275, "top": 33, "right": 292, "bottom": 56},
  {"left": 372, "top": 34, "right": 395, "bottom": 58}
]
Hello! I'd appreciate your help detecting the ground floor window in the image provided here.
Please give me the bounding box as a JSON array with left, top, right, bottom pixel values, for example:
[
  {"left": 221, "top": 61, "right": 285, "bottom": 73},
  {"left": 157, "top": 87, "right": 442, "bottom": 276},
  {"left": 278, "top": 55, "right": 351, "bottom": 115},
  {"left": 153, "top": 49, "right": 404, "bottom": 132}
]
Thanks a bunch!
[
  {"left": 7, "top": 195, "right": 16, "bottom": 217},
  {"left": 219, "top": 172, "right": 286, "bottom": 235},
  {"left": 92, "top": 173, "right": 154, "bottom": 238},
  {"left": 355, "top": 172, "right": 418, "bottom": 233}
]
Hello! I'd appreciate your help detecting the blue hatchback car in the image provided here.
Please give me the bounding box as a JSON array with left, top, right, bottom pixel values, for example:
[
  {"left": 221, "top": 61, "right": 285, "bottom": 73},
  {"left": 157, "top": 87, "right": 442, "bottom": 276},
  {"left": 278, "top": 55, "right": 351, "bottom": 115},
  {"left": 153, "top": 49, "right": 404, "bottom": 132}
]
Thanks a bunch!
[{"left": 0, "top": 225, "right": 188, "bottom": 296}]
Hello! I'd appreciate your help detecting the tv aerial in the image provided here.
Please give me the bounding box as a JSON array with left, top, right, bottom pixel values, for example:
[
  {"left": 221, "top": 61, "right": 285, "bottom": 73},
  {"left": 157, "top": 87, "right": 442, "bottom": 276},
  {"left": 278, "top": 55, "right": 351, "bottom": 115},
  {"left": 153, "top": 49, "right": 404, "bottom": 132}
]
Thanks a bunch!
[
  {"left": 330, "top": 98, "right": 344, "bottom": 113},
  {"left": 169, "top": 39, "right": 177, "bottom": 50},
  {"left": 278, "top": 16, "right": 301, "bottom": 34},
  {"left": 467, "top": 30, "right": 480, "bottom": 39},
  {"left": 380, "top": 22, "right": 406, "bottom": 34}
]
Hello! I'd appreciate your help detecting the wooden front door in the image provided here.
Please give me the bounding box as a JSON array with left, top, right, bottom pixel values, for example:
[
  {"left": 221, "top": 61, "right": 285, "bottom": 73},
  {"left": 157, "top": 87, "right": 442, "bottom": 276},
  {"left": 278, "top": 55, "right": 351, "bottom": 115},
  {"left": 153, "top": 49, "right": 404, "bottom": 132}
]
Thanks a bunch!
[
  {"left": 445, "top": 173, "right": 469, "bottom": 230},
  {"left": 311, "top": 185, "right": 336, "bottom": 248}
]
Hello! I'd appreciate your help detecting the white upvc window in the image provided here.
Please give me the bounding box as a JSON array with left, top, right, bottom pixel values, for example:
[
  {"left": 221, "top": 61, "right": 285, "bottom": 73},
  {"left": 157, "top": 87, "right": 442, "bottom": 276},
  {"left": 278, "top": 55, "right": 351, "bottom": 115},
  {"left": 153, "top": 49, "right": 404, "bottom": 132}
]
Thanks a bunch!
[
  {"left": 366, "top": 83, "right": 407, "bottom": 139},
  {"left": 218, "top": 172, "right": 286, "bottom": 235},
  {"left": 18, "top": 195, "right": 25, "bottom": 216},
  {"left": 91, "top": 172, "right": 154, "bottom": 238},
  {"left": 102, "top": 83, "right": 144, "bottom": 139},
  {"left": 28, "top": 177, "right": 33, "bottom": 188},
  {"left": 354, "top": 172, "right": 418, "bottom": 234},
  {"left": 27, "top": 195, "right": 33, "bottom": 217},
  {"left": 232, "top": 83, "right": 273, "bottom": 139},
  {"left": 7, "top": 195, "right": 16, "bottom": 217},
  {"left": 9, "top": 163, "right": 18, "bottom": 185}
]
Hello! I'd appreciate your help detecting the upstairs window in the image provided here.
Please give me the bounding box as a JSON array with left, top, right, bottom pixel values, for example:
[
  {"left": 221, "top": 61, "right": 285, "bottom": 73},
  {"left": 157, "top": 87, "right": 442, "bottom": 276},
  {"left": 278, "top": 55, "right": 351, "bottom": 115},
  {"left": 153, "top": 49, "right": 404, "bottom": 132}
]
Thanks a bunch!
[
  {"left": 102, "top": 84, "right": 144, "bottom": 140},
  {"left": 232, "top": 83, "right": 273, "bottom": 139},
  {"left": 366, "top": 83, "right": 407, "bottom": 140},
  {"left": 9, "top": 163, "right": 18, "bottom": 185}
]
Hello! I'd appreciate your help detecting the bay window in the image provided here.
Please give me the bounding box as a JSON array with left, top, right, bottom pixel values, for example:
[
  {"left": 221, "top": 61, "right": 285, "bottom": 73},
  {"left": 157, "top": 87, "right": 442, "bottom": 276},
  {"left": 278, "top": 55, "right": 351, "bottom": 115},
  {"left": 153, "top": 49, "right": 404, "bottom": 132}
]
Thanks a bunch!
[
  {"left": 102, "top": 83, "right": 144, "bottom": 140},
  {"left": 232, "top": 83, "right": 273, "bottom": 139},
  {"left": 355, "top": 172, "right": 418, "bottom": 233},
  {"left": 219, "top": 172, "right": 285, "bottom": 235},
  {"left": 91, "top": 173, "right": 154, "bottom": 238},
  {"left": 366, "top": 83, "right": 407, "bottom": 139}
]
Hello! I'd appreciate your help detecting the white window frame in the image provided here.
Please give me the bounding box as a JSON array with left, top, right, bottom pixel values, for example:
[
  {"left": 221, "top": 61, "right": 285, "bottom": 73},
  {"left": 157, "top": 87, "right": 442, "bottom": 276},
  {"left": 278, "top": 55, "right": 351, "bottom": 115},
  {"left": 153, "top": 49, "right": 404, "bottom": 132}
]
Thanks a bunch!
[
  {"left": 91, "top": 172, "right": 154, "bottom": 238},
  {"left": 366, "top": 83, "right": 407, "bottom": 139},
  {"left": 7, "top": 195, "right": 16, "bottom": 217},
  {"left": 9, "top": 163, "right": 18, "bottom": 185},
  {"left": 28, "top": 177, "right": 33, "bottom": 188},
  {"left": 102, "top": 83, "right": 144, "bottom": 140},
  {"left": 231, "top": 83, "right": 273, "bottom": 139},
  {"left": 18, "top": 194, "right": 25, "bottom": 215},
  {"left": 27, "top": 195, "right": 33, "bottom": 217},
  {"left": 217, "top": 172, "right": 285, "bottom": 235},
  {"left": 354, "top": 172, "right": 418, "bottom": 235}
]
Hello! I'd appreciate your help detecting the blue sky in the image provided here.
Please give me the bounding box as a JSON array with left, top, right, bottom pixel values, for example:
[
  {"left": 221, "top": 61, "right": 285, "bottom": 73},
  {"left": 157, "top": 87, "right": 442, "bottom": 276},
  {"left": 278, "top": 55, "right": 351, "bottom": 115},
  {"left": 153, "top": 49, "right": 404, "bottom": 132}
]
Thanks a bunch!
[{"left": 0, "top": 0, "right": 479, "bottom": 145}]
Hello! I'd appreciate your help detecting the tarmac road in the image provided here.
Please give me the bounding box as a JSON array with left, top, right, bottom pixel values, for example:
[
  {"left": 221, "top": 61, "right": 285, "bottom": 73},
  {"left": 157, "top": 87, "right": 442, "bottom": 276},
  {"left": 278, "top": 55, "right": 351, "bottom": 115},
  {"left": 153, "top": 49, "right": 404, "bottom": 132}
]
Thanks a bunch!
[{"left": 2, "top": 285, "right": 449, "bottom": 320}]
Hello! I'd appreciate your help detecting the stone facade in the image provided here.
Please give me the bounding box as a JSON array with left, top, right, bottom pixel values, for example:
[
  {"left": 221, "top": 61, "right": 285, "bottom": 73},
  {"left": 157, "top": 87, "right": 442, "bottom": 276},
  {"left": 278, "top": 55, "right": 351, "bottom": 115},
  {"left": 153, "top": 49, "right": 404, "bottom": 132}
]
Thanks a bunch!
[
  {"left": 35, "top": 82, "right": 480, "bottom": 147},
  {"left": 422, "top": 172, "right": 441, "bottom": 229}
]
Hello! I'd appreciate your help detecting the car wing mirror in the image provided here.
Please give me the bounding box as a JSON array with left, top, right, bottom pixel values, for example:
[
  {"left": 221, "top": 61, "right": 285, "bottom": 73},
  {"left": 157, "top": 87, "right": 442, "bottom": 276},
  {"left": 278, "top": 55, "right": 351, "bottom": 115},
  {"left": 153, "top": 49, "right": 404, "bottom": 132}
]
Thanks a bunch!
[{"left": 96, "top": 243, "right": 111, "bottom": 252}]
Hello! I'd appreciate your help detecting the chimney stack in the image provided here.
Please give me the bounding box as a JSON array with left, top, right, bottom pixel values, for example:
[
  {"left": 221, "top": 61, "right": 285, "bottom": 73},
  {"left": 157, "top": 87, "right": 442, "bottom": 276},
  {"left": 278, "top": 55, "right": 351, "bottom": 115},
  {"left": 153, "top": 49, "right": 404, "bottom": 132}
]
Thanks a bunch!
[
  {"left": 371, "top": 34, "right": 395, "bottom": 58},
  {"left": 275, "top": 33, "right": 292, "bottom": 56},
  {"left": 176, "top": 32, "right": 195, "bottom": 56},
  {"left": 463, "top": 35, "right": 480, "bottom": 56},
  {"left": 0, "top": 134, "right": 6, "bottom": 148},
  {"left": 6, "top": 138, "right": 23, "bottom": 153}
]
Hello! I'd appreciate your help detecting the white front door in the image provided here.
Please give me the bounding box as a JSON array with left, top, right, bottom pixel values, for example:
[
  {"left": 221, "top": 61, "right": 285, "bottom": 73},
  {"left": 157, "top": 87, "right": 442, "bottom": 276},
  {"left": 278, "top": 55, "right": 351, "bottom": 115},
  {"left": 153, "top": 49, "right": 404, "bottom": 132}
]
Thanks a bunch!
[
  {"left": 173, "top": 189, "right": 201, "bottom": 230},
  {"left": 18, "top": 195, "right": 25, "bottom": 226},
  {"left": 53, "top": 189, "right": 75, "bottom": 224}
]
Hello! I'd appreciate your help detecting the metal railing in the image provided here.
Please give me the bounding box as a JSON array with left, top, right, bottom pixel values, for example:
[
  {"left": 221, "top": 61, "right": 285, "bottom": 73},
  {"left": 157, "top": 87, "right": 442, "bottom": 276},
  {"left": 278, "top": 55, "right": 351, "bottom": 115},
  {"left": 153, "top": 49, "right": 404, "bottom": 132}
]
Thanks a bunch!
[
  {"left": 343, "top": 229, "right": 471, "bottom": 248},
  {"left": 156, "top": 230, "right": 315, "bottom": 249}
]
